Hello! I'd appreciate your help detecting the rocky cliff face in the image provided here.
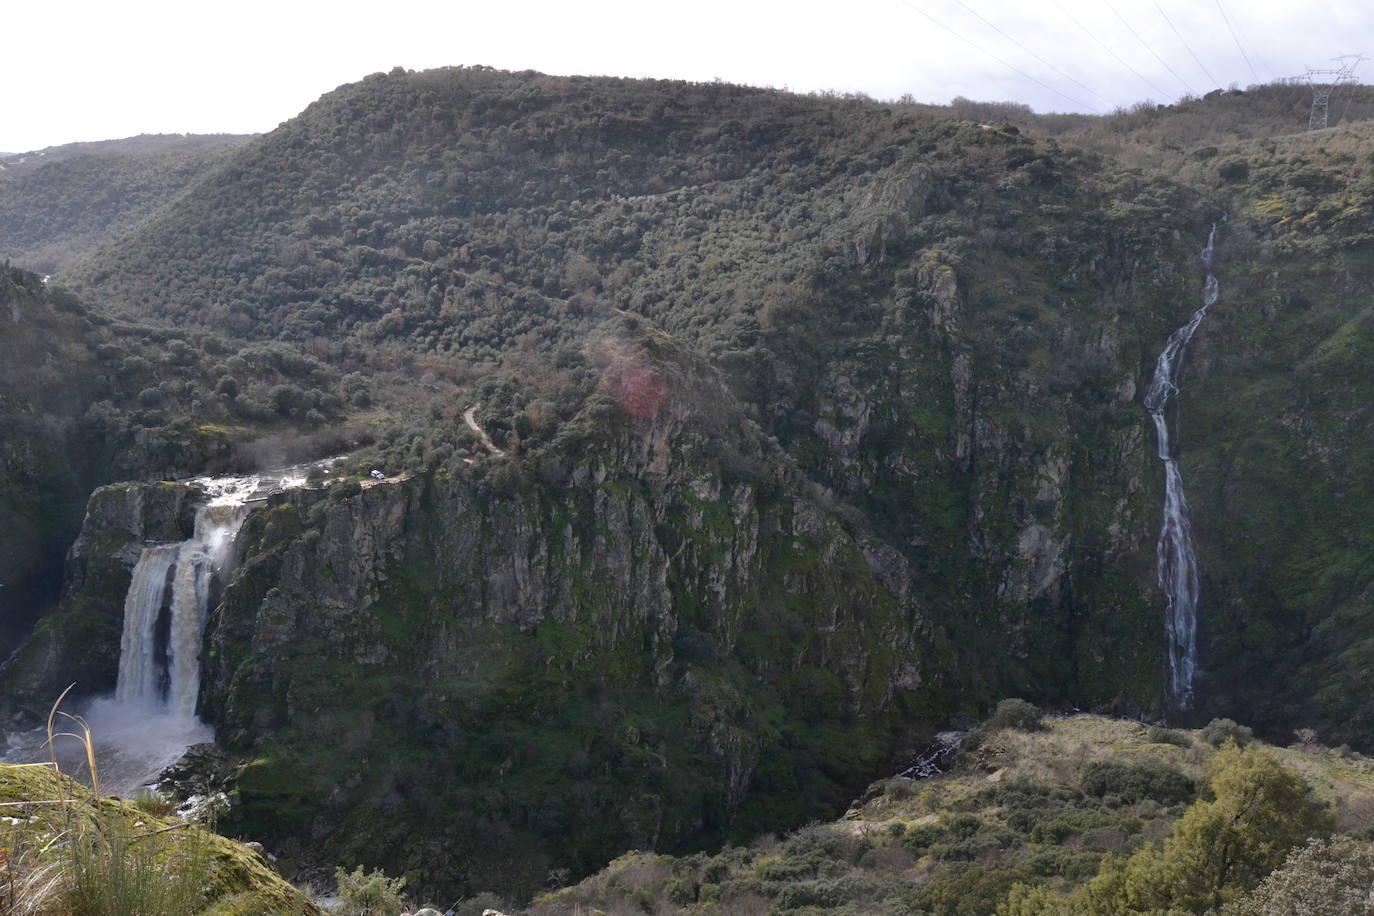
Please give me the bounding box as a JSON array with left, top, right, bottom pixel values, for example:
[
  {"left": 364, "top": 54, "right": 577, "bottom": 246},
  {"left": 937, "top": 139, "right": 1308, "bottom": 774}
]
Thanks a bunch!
[
  {"left": 0, "top": 481, "right": 199, "bottom": 716},
  {"left": 191, "top": 340, "right": 946, "bottom": 895}
]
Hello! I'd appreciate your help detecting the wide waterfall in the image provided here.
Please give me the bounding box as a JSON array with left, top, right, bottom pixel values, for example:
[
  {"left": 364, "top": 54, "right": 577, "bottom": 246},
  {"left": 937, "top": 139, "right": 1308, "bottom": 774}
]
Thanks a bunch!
[
  {"left": 113, "top": 500, "right": 249, "bottom": 719},
  {"left": 4, "top": 464, "right": 328, "bottom": 796},
  {"left": 1144, "top": 223, "right": 1221, "bottom": 710}
]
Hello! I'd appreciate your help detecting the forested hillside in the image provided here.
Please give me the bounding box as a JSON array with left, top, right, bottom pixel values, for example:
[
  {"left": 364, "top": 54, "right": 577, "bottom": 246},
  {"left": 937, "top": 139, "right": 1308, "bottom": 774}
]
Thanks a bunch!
[
  {"left": 0, "top": 264, "right": 351, "bottom": 659},
  {"left": 0, "top": 133, "right": 251, "bottom": 273},
  {"left": 7, "top": 66, "right": 1374, "bottom": 900},
  {"left": 65, "top": 66, "right": 1222, "bottom": 712}
]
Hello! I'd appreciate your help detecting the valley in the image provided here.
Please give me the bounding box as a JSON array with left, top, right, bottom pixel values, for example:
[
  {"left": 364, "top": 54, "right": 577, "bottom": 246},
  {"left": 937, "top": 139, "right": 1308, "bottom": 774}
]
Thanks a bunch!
[{"left": 2, "top": 66, "right": 1374, "bottom": 912}]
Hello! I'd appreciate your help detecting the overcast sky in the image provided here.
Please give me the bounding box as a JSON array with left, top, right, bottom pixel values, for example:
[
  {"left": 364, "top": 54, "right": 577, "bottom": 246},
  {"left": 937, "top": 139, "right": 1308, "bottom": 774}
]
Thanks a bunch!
[{"left": 5, "top": 0, "right": 1372, "bottom": 153}]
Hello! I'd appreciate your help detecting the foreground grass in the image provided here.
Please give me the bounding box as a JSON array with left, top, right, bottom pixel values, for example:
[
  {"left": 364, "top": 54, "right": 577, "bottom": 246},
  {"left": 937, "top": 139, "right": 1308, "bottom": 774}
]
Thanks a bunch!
[{"left": 0, "top": 762, "right": 321, "bottom": 915}]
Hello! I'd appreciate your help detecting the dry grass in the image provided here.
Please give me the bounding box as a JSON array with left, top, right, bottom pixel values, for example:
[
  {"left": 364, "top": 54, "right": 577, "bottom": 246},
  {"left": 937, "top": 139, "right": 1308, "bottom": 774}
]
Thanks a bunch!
[
  {"left": 0, "top": 689, "right": 323, "bottom": 916},
  {"left": 846, "top": 715, "right": 1374, "bottom": 836}
]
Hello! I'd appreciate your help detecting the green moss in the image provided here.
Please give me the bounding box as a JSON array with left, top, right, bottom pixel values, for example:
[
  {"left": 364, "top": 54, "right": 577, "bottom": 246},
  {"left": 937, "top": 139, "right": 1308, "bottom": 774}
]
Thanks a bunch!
[{"left": 0, "top": 764, "right": 320, "bottom": 914}]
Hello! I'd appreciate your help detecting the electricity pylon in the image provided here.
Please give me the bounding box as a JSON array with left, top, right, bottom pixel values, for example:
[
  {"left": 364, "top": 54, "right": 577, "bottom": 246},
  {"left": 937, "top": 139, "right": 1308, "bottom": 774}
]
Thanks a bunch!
[{"left": 1306, "top": 54, "right": 1364, "bottom": 130}]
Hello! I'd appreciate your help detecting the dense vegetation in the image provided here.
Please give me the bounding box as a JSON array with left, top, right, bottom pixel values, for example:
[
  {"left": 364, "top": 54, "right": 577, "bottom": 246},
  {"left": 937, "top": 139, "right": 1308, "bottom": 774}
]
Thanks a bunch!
[
  {"left": 0, "top": 265, "right": 353, "bottom": 657},
  {"left": 64, "top": 67, "right": 1223, "bottom": 711},
  {"left": 0, "top": 134, "right": 251, "bottom": 275},
  {"left": 527, "top": 712, "right": 1374, "bottom": 916},
  {"left": 7, "top": 66, "right": 1374, "bottom": 902},
  {"left": 59, "top": 68, "right": 1374, "bottom": 740}
]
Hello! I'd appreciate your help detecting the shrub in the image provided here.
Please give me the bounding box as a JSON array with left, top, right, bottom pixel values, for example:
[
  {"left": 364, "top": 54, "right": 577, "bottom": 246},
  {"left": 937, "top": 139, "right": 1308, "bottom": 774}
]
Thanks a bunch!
[
  {"left": 781, "top": 824, "right": 867, "bottom": 864},
  {"left": 1146, "top": 726, "right": 1192, "bottom": 747},
  {"left": 985, "top": 698, "right": 1044, "bottom": 732},
  {"left": 1025, "top": 847, "right": 1102, "bottom": 879},
  {"left": 1294, "top": 727, "right": 1321, "bottom": 750},
  {"left": 911, "top": 863, "right": 1032, "bottom": 915},
  {"left": 770, "top": 874, "right": 890, "bottom": 910},
  {"left": 664, "top": 878, "right": 697, "bottom": 905},
  {"left": 1080, "top": 760, "right": 1195, "bottom": 805},
  {"left": 1201, "top": 717, "right": 1254, "bottom": 748},
  {"left": 328, "top": 478, "right": 363, "bottom": 500},
  {"left": 901, "top": 823, "right": 946, "bottom": 853},
  {"left": 1030, "top": 811, "right": 1130, "bottom": 844},
  {"left": 1218, "top": 157, "right": 1251, "bottom": 182},
  {"left": 1227, "top": 836, "right": 1374, "bottom": 915},
  {"left": 858, "top": 846, "right": 916, "bottom": 873},
  {"left": 946, "top": 813, "right": 985, "bottom": 839},
  {"left": 929, "top": 829, "right": 1017, "bottom": 862},
  {"left": 335, "top": 865, "right": 407, "bottom": 916}
]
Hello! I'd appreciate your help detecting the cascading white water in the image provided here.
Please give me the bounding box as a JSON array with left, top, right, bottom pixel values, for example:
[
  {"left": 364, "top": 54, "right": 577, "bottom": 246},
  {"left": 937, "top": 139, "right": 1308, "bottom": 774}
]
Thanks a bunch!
[
  {"left": 1144, "top": 223, "right": 1222, "bottom": 710},
  {"left": 110, "top": 466, "right": 329, "bottom": 728},
  {"left": 111, "top": 545, "right": 179, "bottom": 710},
  {"left": 0, "top": 462, "right": 339, "bottom": 796},
  {"left": 113, "top": 501, "right": 249, "bottom": 719}
]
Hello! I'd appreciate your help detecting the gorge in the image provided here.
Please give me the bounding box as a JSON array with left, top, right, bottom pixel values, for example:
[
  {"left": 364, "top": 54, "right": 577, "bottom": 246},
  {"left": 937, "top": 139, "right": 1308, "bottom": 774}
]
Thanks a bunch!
[{"left": 3, "top": 68, "right": 1374, "bottom": 908}]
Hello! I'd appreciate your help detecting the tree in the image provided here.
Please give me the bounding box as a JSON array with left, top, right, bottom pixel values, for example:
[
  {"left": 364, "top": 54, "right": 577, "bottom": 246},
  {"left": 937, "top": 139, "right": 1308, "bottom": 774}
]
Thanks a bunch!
[
  {"left": 1225, "top": 836, "right": 1374, "bottom": 915},
  {"left": 1157, "top": 743, "right": 1332, "bottom": 910},
  {"left": 1002, "top": 744, "right": 1331, "bottom": 915}
]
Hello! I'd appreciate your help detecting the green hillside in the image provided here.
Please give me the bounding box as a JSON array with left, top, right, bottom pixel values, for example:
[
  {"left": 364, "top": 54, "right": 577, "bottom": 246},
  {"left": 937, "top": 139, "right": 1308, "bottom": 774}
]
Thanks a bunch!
[
  {"left": 0, "top": 133, "right": 251, "bottom": 273},
  {"left": 0, "top": 264, "right": 351, "bottom": 658},
  {"left": 531, "top": 710, "right": 1374, "bottom": 915},
  {"left": 4, "top": 67, "right": 1374, "bottom": 900}
]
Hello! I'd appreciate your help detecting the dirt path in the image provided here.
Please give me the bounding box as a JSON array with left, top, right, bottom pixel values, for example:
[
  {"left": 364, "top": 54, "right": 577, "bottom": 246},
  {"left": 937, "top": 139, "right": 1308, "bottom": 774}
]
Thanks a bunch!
[
  {"left": 360, "top": 470, "right": 413, "bottom": 490},
  {"left": 464, "top": 404, "right": 506, "bottom": 456}
]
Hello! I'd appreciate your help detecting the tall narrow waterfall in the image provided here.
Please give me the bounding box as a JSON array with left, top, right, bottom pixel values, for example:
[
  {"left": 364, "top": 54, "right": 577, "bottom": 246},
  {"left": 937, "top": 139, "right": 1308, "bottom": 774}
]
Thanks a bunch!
[{"left": 1144, "top": 224, "right": 1221, "bottom": 710}]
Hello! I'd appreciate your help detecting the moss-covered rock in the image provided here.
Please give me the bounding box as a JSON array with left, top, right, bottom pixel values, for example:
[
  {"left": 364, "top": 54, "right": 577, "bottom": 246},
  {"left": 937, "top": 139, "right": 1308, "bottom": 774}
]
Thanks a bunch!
[
  {"left": 194, "top": 351, "right": 952, "bottom": 899},
  {"left": 0, "top": 762, "right": 321, "bottom": 914}
]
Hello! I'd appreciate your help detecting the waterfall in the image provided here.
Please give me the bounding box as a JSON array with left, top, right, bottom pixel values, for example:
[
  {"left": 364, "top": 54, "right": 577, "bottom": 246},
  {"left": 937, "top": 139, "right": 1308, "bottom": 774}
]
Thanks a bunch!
[
  {"left": 113, "top": 501, "right": 249, "bottom": 719},
  {"left": 1144, "top": 223, "right": 1221, "bottom": 710},
  {"left": 108, "top": 465, "right": 331, "bottom": 727},
  {"left": 3, "top": 460, "right": 337, "bottom": 796}
]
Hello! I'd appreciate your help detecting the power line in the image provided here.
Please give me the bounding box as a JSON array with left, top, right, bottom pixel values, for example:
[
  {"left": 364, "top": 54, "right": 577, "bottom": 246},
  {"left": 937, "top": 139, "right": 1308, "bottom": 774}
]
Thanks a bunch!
[
  {"left": 894, "top": 0, "right": 1098, "bottom": 112},
  {"left": 1153, "top": 1, "right": 1222, "bottom": 91},
  {"left": 1103, "top": 0, "right": 1196, "bottom": 95},
  {"left": 1256, "top": 80, "right": 1313, "bottom": 136},
  {"left": 945, "top": 0, "right": 1118, "bottom": 109},
  {"left": 1049, "top": 0, "right": 1174, "bottom": 102},
  {"left": 1213, "top": 0, "right": 1262, "bottom": 84}
]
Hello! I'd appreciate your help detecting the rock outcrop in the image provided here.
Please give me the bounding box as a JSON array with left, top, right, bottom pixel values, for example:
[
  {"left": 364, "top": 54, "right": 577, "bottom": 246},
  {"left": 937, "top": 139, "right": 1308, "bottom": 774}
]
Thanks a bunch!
[
  {"left": 0, "top": 481, "right": 199, "bottom": 717},
  {"left": 196, "top": 345, "right": 945, "bottom": 896}
]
